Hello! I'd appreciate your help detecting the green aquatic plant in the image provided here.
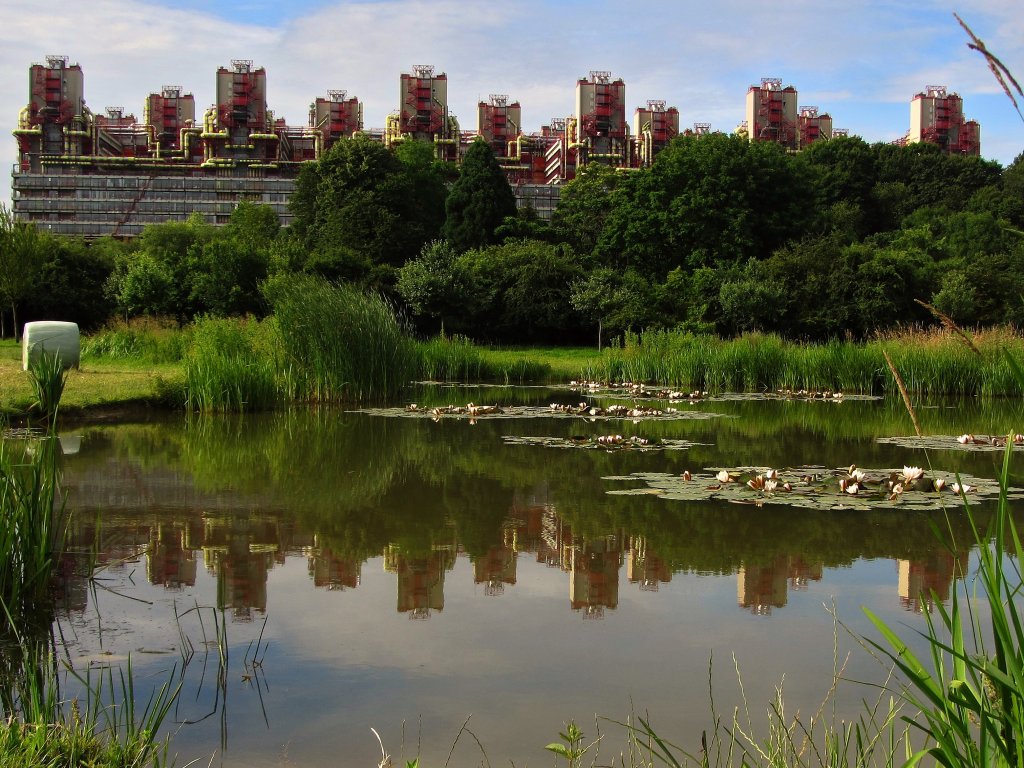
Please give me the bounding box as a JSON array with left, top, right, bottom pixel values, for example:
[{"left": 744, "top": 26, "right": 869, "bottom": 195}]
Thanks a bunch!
[
  {"left": 0, "top": 435, "right": 66, "bottom": 622},
  {"left": 26, "top": 350, "right": 67, "bottom": 426},
  {"left": 264, "top": 273, "right": 419, "bottom": 403},
  {"left": 183, "top": 315, "right": 284, "bottom": 413}
]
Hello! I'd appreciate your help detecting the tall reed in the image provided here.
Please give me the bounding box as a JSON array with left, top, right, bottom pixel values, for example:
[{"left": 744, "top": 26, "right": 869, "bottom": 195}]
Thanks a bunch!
[
  {"left": 0, "top": 437, "right": 66, "bottom": 620},
  {"left": 26, "top": 351, "right": 68, "bottom": 427},
  {"left": 264, "top": 274, "right": 418, "bottom": 403},
  {"left": 183, "top": 315, "right": 285, "bottom": 413},
  {"left": 593, "top": 328, "right": 1024, "bottom": 396}
]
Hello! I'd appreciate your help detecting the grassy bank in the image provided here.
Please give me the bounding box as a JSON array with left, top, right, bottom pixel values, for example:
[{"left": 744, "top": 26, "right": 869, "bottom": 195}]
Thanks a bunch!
[{"left": 5, "top": 319, "right": 1024, "bottom": 417}]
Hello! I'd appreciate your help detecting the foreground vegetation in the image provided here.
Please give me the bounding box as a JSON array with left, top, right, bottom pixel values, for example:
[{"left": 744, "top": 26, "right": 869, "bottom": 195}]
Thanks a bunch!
[{"left": 0, "top": 362, "right": 180, "bottom": 766}]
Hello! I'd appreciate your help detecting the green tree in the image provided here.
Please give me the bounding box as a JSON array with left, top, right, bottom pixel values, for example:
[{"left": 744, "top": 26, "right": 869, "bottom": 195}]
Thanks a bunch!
[
  {"left": 596, "top": 133, "right": 812, "bottom": 278},
  {"left": 0, "top": 206, "right": 46, "bottom": 340},
  {"left": 443, "top": 139, "right": 517, "bottom": 253},
  {"left": 291, "top": 135, "right": 446, "bottom": 278},
  {"left": 456, "top": 239, "right": 585, "bottom": 343},
  {"left": 107, "top": 251, "right": 176, "bottom": 318},
  {"left": 396, "top": 240, "right": 465, "bottom": 335},
  {"left": 26, "top": 235, "right": 114, "bottom": 331},
  {"left": 570, "top": 267, "right": 657, "bottom": 347},
  {"left": 550, "top": 163, "right": 625, "bottom": 256}
]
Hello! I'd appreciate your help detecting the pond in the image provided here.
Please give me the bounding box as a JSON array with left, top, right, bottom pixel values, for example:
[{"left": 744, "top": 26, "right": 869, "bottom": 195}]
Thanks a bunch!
[{"left": 48, "top": 385, "right": 1024, "bottom": 766}]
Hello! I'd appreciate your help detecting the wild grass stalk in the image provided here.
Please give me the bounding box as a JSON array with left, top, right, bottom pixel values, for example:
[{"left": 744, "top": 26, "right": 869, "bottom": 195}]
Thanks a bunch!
[
  {"left": 418, "top": 333, "right": 485, "bottom": 382},
  {"left": 264, "top": 274, "right": 418, "bottom": 403}
]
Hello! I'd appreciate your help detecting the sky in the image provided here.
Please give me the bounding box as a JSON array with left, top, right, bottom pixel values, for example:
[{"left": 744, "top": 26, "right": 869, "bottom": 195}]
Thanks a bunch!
[{"left": 1, "top": 0, "right": 1021, "bottom": 202}]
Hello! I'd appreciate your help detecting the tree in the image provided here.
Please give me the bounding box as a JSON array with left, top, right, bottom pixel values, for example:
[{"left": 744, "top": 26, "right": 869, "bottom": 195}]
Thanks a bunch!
[
  {"left": 454, "top": 239, "right": 585, "bottom": 343},
  {"left": 443, "top": 139, "right": 517, "bottom": 253},
  {"left": 570, "top": 267, "right": 658, "bottom": 348},
  {"left": 396, "top": 240, "right": 465, "bottom": 335},
  {"left": 291, "top": 135, "right": 446, "bottom": 278},
  {"left": 25, "top": 235, "right": 114, "bottom": 331},
  {"left": 595, "top": 133, "right": 813, "bottom": 278},
  {"left": 0, "top": 206, "right": 46, "bottom": 340},
  {"left": 550, "top": 163, "right": 624, "bottom": 256}
]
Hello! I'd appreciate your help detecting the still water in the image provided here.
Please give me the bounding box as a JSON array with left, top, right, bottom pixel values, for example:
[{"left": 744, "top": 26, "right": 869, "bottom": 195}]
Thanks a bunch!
[{"left": 51, "top": 386, "right": 1024, "bottom": 766}]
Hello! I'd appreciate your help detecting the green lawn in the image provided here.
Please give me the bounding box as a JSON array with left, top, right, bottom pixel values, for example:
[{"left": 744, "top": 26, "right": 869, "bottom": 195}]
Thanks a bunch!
[{"left": 0, "top": 339, "right": 180, "bottom": 416}]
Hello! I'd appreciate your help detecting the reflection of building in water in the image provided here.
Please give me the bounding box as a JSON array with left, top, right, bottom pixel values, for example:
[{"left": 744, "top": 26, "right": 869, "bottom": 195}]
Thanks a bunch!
[
  {"left": 738, "top": 555, "right": 824, "bottom": 615},
  {"left": 147, "top": 522, "right": 197, "bottom": 589},
  {"left": 473, "top": 544, "right": 517, "bottom": 596},
  {"left": 898, "top": 550, "right": 969, "bottom": 613},
  {"left": 569, "top": 534, "right": 623, "bottom": 618},
  {"left": 307, "top": 536, "right": 361, "bottom": 590},
  {"left": 787, "top": 556, "right": 823, "bottom": 591},
  {"left": 202, "top": 514, "right": 281, "bottom": 621},
  {"left": 627, "top": 536, "right": 672, "bottom": 591},
  {"left": 385, "top": 544, "right": 456, "bottom": 619}
]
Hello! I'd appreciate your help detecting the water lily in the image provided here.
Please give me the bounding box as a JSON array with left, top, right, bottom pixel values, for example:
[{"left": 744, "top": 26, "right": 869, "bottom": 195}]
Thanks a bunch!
[
  {"left": 716, "top": 470, "right": 733, "bottom": 483},
  {"left": 902, "top": 466, "right": 924, "bottom": 483},
  {"left": 747, "top": 475, "right": 766, "bottom": 491},
  {"left": 764, "top": 479, "right": 778, "bottom": 493},
  {"left": 951, "top": 482, "right": 974, "bottom": 494}
]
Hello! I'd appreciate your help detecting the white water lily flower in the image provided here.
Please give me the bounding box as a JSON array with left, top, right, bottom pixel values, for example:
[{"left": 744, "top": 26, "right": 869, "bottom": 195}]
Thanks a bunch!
[
  {"left": 933, "top": 478, "right": 946, "bottom": 491},
  {"left": 716, "top": 470, "right": 732, "bottom": 483},
  {"left": 765, "top": 468, "right": 778, "bottom": 481},
  {"left": 957, "top": 434, "right": 974, "bottom": 444},
  {"left": 851, "top": 469, "right": 866, "bottom": 484},
  {"left": 902, "top": 466, "right": 924, "bottom": 482},
  {"left": 951, "top": 483, "right": 974, "bottom": 494},
  {"left": 845, "top": 482, "right": 859, "bottom": 495},
  {"left": 764, "top": 479, "right": 778, "bottom": 493}
]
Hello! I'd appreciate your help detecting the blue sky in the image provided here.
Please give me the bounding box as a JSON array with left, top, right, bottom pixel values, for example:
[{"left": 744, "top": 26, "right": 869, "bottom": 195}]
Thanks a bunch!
[{"left": 2, "top": 0, "right": 1021, "bottom": 202}]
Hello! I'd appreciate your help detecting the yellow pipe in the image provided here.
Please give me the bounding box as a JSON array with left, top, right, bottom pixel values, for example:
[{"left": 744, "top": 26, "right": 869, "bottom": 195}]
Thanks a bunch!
[{"left": 249, "top": 133, "right": 279, "bottom": 141}]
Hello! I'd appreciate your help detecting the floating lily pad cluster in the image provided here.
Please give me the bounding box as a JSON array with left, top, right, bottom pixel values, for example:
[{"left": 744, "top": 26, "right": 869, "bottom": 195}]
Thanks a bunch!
[
  {"left": 501, "top": 435, "right": 704, "bottom": 452},
  {"left": 769, "top": 389, "right": 846, "bottom": 401},
  {"left": 567, "top": 380, "right": 708, "bottom": 401},
  {"left": 353, "top": 403, "right": 723, "bottom": 421},
  {"left": 877, "top": 434, "right": 1024, "bottom": 453},
  {"left": 603, "top": 465, "right": 1019, "bottom": 511},
  {"left": 561, "top": 382, "right": 880, "bottom": 403}
]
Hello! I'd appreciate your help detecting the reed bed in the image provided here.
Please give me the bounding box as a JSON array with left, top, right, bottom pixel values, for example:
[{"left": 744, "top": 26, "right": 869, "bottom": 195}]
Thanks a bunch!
[
  {"left": 184, "top": 315, "right": 285, "bottom": 413},
  {"left": 591, "top": 328, "right": 1024, "bottom": 396},
  {"left": 418, "top": 334, "right": 487, "bottom": 382},
  {"left": 265, "top": 274, "right": 418, "bottom": 403}
]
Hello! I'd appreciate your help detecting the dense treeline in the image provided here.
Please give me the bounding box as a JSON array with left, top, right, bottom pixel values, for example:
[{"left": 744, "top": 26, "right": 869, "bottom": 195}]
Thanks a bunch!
[{"left": 1, "top": 133, "right": 1021, "bottom": 344}]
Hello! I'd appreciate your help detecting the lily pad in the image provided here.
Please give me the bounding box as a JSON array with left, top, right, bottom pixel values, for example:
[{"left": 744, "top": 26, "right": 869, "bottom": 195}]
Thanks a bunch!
[
  {"left": 351, "top": 405, "right": 724, "bottom": 421},
  {"left": 877, "top": 435, "right": 1024, "bottom": 453},
  {"left": 560, "top": 384, "right": 881, "bottom": 403},
  {"left": 603, "top": 465, "right": 1019, "bottom": 511},
  {"left": 501, "top": 435, "right": 705, "bottom": 452}
]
